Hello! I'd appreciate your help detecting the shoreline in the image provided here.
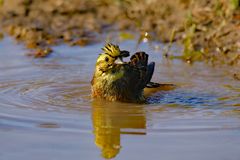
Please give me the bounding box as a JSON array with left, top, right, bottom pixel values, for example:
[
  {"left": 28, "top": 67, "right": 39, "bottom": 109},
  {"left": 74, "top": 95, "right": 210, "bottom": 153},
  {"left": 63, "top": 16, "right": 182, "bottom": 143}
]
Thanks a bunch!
[{"left": 0, "top": 0, "right": 239, "bottom": 69}]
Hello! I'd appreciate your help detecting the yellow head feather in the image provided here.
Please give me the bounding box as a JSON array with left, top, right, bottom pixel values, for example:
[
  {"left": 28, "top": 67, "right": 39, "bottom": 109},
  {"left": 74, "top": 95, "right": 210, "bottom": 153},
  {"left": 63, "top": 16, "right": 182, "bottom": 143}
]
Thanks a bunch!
[{"left": 102, "top": 43, "right": 121, "bottom": 57}]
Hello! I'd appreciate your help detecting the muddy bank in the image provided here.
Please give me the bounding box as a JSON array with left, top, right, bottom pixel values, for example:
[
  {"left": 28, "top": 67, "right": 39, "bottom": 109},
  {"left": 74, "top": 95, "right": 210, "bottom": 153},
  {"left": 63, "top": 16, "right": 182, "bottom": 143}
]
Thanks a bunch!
[{"left": 0, "top": 0, "right": 239, "bottom": 68}]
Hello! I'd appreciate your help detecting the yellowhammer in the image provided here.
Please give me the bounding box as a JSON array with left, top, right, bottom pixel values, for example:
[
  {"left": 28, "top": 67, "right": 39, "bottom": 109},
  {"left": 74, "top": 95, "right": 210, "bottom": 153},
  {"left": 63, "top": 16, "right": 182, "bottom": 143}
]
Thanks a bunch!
[{"left": 91, "top": 43, "right": 160, "bottom": 103}]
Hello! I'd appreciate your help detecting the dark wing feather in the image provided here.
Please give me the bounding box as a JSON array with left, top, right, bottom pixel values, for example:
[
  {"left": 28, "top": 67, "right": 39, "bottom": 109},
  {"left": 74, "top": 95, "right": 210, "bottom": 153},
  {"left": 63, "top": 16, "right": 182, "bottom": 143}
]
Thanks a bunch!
[
  {"left": 145, "top": 62, "right": 155, "bottom": 84},
  {"left": 130, "top": 52, "right": 148, "bottom": 68},
  {"left": 129, "top": 52, "right": 149, "bottom": 89},
  {"left": 130, "top": 52, "right": 160, "bottom": 88}
]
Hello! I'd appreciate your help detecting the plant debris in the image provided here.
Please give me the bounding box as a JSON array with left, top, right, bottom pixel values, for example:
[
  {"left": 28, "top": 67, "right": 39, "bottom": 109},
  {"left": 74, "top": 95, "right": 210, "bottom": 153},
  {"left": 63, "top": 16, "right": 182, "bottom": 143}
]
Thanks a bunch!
[{"left": 0, "top": 32, "right": 3, "bottom": 40}]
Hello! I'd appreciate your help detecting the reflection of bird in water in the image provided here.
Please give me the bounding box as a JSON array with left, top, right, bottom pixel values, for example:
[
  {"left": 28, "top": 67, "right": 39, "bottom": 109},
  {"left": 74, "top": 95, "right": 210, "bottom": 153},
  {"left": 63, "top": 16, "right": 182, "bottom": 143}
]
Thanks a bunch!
[
  {"left": 91, "top": 43, "right": 164, "bottom": 103},
  {"left": 92, "top": 100, "right": 146, "bottom": 159}
]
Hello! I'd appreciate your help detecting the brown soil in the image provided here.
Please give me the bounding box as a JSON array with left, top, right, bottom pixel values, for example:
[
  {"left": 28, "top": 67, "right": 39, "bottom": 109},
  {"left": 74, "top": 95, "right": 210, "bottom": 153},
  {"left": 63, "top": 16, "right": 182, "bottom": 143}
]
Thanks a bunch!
[{"left": 0, "top": 0, "right": 239, "bottom": 71}]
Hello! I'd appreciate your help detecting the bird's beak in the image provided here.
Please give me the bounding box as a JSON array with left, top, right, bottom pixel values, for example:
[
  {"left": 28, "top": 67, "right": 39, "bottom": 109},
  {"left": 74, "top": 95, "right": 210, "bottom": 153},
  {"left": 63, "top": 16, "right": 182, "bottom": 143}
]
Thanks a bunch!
[
  {"left": 119, "top": 50, "right": 130, "bottom": 58},
  {"left": 115, "top": 50, "right": 130, "bottom": 64}
]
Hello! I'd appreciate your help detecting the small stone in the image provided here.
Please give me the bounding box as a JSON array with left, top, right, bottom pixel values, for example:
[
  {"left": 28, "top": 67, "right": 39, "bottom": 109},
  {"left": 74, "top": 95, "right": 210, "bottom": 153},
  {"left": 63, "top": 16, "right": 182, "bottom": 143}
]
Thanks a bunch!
[{"left": 26, "top": 48, "right": 53, "bottom": 58}]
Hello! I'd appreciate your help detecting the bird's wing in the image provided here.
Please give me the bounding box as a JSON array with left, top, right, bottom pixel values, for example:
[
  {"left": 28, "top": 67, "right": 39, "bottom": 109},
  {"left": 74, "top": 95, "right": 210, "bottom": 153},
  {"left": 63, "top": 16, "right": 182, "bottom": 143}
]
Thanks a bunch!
[
  {"left": 130, "top": 52, "right": 162, "bottom": 89},
  {"left": 130, "top": 52, "right": 157, "bottom": 88},
  {"left": 108, "top": 52, "right": 158, "bottom": 92},
  {"left": 145, "top": 62, "right": 155, "bottom": 84}
]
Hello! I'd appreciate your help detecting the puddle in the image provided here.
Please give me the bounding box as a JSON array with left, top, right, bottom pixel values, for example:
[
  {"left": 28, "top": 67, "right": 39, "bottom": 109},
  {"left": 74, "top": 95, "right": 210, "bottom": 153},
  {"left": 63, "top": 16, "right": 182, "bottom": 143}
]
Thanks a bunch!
[{"left": 0, "top": 37, "right": 240, "bottom": 160}]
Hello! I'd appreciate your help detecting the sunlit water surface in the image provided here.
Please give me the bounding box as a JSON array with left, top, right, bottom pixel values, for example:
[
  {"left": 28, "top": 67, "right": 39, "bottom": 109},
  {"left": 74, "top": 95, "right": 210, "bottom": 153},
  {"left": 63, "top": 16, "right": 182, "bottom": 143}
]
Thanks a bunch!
[{"left": 0, "top": 37, "right": 240, "bottom": 160}]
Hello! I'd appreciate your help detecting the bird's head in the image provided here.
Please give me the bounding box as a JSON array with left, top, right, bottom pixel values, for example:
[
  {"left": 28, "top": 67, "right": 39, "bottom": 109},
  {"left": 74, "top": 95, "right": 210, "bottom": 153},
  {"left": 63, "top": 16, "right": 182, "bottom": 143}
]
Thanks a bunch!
[{"left": 95, "top": 43, "right": 129, "bottom": 73}]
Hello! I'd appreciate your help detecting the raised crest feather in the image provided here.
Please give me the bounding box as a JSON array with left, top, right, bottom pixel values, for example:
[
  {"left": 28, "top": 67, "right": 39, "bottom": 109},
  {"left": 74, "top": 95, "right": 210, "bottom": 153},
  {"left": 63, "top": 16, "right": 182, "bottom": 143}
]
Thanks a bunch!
[{"left": 101, "top": 43, "right": 121, "bottom": 57}]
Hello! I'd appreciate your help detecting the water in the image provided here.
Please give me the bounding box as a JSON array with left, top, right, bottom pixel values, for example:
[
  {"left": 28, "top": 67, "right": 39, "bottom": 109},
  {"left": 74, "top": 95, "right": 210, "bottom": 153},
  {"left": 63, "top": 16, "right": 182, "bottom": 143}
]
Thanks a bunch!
[{"left": 0, "top": 37, "right": 240, "bottom": 160}]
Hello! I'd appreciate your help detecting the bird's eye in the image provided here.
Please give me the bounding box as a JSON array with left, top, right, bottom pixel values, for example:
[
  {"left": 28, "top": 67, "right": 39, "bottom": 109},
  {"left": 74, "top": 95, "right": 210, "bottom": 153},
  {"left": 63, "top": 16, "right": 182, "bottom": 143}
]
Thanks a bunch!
[{"left": 105, "top": 57, "right": 109, "bottom": 62}]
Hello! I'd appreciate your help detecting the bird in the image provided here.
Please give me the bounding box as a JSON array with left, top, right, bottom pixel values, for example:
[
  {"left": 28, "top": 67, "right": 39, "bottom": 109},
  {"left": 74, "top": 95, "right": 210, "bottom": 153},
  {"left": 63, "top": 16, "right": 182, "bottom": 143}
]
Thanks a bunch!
[{"left": 91, "top": 43, "right": 160, "bottom": 103}]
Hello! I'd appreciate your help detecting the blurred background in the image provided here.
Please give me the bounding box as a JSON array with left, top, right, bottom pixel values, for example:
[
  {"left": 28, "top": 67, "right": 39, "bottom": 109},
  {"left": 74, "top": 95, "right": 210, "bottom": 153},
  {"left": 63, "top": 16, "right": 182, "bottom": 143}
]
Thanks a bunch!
[{"left": 0, "top": 0, "right": 239, "bottom": 67}]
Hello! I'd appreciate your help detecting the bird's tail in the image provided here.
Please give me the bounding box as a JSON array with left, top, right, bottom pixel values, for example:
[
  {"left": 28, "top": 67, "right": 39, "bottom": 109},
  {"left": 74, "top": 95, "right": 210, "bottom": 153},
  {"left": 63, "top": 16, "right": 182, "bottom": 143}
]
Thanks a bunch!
[{"left": 145, "top": 82, "right": 161, "bottom": 88}]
